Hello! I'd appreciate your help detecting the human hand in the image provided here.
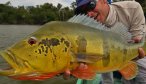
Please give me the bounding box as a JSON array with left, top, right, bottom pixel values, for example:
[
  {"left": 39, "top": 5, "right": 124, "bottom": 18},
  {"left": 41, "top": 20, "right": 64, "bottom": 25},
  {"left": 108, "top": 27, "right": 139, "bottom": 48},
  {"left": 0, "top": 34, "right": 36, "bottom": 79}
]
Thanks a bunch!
[
  {"left": 137, "top": 48, "right": 145, "bottom": 59},
  {"left": 132, "top": 36, "right": 142, "bottom": 43},
  {"left": 133, "top": 48, "right": 145, "bottom": 61},
  {"left": 63, "top": 63, "right": 88, "bottom": 80},
  {"left": 131, "top": 36, "right": 145, "bottom": 60},
  {"left": 63, "top": 69, "right": 71, "bottom": 80},
  {"left": 128, "top": 36, "right": 142, "bottom": 43}
]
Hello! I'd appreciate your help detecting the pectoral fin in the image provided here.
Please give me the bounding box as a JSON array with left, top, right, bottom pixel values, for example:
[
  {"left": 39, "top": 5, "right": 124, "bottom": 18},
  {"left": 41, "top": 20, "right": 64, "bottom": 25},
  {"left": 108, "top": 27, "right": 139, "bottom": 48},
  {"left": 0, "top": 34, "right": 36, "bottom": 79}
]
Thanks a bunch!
[
  {"left": 71, "top": 63, "right": 96, "bottom": 80},
  {"left": 119, "top": 61, "right": 138, "bottom": 80},
  {"left": 75, "top": 53, "right": 102, "bottom": 63}
]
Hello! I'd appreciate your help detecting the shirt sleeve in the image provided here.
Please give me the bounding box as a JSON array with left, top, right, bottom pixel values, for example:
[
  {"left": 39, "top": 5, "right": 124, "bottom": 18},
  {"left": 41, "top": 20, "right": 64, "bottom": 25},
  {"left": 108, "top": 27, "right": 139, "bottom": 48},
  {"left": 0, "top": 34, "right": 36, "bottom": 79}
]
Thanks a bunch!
[{"left": 129, "top": 2, "right": 146, "bottom": 39}]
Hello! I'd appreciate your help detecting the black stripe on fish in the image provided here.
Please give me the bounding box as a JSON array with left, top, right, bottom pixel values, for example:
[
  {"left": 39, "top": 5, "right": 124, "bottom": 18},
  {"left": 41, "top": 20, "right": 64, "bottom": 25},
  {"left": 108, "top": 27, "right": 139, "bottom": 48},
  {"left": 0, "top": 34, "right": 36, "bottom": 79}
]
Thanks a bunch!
[
  {"left": 123, "top": 48, "right": 128, "bottom": 55},
  {"left": 123, "top": 48, "right": 127, "bottom": 62},
  {"left": 76, "top": 36, "right": 87, "bottom": 53},
  {"left": 102, "top": 39, "right": 110, "bottom": 67}
]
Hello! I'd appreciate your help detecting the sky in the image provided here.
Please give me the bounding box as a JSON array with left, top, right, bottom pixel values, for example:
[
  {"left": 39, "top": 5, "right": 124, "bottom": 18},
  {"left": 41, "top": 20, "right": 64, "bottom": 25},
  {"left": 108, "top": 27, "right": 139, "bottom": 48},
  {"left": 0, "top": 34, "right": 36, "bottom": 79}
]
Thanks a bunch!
[{"left": 0, "top": 0, "right": 75, "bottom": 7}]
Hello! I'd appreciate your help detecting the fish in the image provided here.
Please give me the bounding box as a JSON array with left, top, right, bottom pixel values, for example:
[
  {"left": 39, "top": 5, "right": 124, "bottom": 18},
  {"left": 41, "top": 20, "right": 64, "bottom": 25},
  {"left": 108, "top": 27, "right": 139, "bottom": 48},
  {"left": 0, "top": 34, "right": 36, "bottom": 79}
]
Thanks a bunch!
[{"left": 0, "top": 14, "right": 145, "bottom": 81}]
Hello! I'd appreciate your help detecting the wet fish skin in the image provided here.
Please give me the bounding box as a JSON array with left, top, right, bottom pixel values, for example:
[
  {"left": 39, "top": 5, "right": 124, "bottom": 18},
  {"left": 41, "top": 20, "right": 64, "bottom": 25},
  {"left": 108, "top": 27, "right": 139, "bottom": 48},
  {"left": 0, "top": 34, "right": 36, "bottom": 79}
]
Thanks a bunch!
[{"left": 0, "top": 21, "right": 145, "bottom": 80}]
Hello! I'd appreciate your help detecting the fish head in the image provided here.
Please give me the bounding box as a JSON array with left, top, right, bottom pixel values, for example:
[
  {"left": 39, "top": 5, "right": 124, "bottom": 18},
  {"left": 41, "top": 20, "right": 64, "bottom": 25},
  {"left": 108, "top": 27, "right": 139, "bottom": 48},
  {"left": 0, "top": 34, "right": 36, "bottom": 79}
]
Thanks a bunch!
[{"left": 0, "top": 32, "right": 71, "bottom": 79}]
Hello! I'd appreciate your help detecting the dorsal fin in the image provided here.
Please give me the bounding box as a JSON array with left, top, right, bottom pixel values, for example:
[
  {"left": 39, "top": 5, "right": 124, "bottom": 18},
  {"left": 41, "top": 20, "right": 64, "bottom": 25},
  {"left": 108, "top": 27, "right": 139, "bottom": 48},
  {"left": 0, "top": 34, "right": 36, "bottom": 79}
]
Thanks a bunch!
[
  {"left": 110, "top": 22, "right": 132, "bottom": 41},
  {"left": 68, "top": 14, "right": 110, "bottom": 31},
  {"left": 68, "top": 14, "right": 132, "bottom": 42}
]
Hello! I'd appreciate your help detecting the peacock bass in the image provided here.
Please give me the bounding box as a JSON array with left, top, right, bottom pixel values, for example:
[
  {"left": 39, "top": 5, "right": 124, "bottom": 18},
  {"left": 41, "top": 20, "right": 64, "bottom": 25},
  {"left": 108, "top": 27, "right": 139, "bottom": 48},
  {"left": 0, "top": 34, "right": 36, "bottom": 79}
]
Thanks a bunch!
[{"left": 0, "top": 15, "right": 145, "bottom": 80}]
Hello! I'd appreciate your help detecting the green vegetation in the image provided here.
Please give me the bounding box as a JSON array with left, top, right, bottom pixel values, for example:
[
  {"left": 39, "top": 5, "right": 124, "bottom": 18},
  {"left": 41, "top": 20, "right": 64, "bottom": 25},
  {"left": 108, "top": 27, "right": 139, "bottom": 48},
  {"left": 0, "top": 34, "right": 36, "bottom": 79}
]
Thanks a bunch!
[
  {"left": 135, "top": 0, "right": 146, "bottom": 16},
  {"left": 0, "top": 1, "right": 145, "bottom": 25},
  {"left": 0, "top": 2, "right": 76, "bottom": 25}
]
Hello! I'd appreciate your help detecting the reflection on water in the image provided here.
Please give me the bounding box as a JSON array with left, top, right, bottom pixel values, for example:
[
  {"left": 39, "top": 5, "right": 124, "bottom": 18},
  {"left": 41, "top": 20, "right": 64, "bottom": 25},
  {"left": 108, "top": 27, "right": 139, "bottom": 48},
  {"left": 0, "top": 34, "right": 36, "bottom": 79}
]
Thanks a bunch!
[{"left": 0, "top": 25, "right": 77, "bottom": 84}]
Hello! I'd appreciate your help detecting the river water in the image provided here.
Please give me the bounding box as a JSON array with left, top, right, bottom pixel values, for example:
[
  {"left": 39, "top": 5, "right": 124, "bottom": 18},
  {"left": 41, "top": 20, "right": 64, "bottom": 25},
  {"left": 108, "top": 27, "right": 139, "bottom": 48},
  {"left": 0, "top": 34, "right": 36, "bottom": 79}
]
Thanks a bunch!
[{"left": 0, "top": 25, "right": 77, "bottom": 84}]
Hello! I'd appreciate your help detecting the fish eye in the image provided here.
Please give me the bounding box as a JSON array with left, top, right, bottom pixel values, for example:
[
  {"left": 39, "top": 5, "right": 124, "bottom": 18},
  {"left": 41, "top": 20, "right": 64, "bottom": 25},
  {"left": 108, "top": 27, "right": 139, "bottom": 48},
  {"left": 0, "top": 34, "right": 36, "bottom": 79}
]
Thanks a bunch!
[{"left": 28, "top": 37, "right": 37, "bottom": 45}]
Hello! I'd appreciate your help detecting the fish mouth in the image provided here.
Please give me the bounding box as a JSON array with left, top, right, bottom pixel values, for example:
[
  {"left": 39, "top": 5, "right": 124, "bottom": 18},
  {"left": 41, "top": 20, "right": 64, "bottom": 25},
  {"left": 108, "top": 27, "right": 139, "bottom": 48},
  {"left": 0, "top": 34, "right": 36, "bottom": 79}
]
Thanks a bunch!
[
  {"left": 0, "top": 55, "right": 12, "bottom": 70},
  {"left": 0, "top": 50, "right": 15, "bottom": 76}
]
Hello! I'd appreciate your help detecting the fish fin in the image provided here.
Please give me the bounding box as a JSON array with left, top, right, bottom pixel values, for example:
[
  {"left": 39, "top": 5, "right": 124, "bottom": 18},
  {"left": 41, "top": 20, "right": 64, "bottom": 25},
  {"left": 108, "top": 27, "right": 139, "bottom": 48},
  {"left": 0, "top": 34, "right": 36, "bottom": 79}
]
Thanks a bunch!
[
  {"left": 71, "top": 64, "right": 96, "bottom": 80},
  {"left": 68, "top": 15, "right": 136, "bottom": 44},
  {"left": 111, "top": 23, "right": 145, "bottom": 44},
  {"left": 110, "top": 22, "right": 132, "bottom": 41},
  {"left": 119, "top": 61, "right": 138, "bottom": 80},
  {"left": 75, "top": 53, "right": 102, "bottom": 63},
  {"left": 68, "top": 14, "right": 130, "bottom": 40},
  {"left": 68, "top": 14, "right": 109, "bottom": 31},
  {"left": 9, "top": 72, "right": 58, "bottom": 80}
]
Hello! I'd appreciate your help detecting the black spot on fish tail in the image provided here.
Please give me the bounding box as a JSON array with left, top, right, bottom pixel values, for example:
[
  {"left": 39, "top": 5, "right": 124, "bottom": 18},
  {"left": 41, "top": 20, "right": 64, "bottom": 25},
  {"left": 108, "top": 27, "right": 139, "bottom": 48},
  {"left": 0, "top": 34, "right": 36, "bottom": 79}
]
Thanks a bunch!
[{"left": 49, "top": 38, "right": 60, "bottom": 46}]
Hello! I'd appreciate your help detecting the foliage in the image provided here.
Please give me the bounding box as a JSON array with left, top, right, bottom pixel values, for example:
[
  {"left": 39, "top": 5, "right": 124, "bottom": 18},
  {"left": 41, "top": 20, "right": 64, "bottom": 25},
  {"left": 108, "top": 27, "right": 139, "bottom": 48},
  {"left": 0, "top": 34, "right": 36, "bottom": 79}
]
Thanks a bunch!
[
  {"left": 0, "top": 2, "right": 75, "bottom": 25},
  {"left": 135, "top": 0, "right": 146, "bottom": 16}
]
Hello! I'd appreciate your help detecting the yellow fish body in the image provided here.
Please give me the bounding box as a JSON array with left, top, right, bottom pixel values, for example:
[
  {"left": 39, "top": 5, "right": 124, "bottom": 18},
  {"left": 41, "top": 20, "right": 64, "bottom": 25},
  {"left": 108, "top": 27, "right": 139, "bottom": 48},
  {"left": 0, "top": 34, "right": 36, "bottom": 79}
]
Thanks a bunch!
[{"left": 0, "top": 15, "right": 145, "bottom": 80}]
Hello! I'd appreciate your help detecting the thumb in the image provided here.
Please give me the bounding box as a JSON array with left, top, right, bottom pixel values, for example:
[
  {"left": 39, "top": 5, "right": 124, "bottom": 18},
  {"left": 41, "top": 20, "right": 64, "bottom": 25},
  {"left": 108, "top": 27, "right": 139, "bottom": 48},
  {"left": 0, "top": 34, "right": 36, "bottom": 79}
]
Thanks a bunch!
[{"left": 138, "top": 48, "right": 145, "bottom": 59}]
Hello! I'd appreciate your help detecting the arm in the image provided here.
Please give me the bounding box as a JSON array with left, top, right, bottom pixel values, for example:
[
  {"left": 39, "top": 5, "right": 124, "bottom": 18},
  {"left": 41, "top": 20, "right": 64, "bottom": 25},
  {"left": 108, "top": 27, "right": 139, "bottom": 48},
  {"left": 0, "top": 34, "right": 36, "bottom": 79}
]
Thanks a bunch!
[{"left": 129, "top": 2, "right": 145, "bottom": 43}]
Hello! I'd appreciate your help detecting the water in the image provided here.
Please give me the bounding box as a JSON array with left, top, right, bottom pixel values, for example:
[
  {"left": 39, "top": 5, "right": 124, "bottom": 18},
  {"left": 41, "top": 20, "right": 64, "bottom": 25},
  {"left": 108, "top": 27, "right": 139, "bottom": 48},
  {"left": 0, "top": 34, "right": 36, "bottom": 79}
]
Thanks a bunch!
[{"left": 0, "top": 25, "right": 77, "bottom": 84}]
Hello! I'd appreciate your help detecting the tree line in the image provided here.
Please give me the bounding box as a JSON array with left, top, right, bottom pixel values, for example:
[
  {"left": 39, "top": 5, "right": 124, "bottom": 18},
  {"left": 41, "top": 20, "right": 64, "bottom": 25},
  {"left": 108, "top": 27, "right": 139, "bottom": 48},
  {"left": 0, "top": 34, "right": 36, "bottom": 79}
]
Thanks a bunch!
[
  {"left": 136, "top": 0, "right": 146, "bottom": 16},
  {"left": 0, "top": 2, "right": 76, "bottom": 25},
  {"left": 0, "top": 1, "right": 145, "bottom": 25}
]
